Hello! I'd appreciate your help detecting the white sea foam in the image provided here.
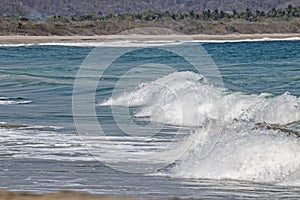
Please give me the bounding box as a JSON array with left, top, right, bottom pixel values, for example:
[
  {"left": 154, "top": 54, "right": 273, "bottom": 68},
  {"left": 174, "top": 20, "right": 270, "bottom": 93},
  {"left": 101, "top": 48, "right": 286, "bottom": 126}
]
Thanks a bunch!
[
  {"left": 0, "top": 100, "right": 32, "bottom": 105},
  {"left": 0, "top": 43, "right": 34, "bottom": 47},
  {"left": 23, "top": 125, "right": 64, "bottom": 130},
  {"left": 101, "top": 71, "right": 299, "bottom": 126},
  {"left": 0, "top": 97, "right": 32, "bottom": 105},
  {"left": 0, "top": 40, "right": 184, "bottom": 47},
  {"left": 101, "top": 71, "right": 300, "bottom": 184},
  {"left": 170, "top": 131, "right": 300, "bottom": 183},
  {"left": 193, "top": 37, "right": 300, "bottom": 43},
  {"left": 101, "top": 71, "right": 224, "bottom": 126},
  {"left": 0, "top": 74, "right": 9, "bottom": 78},
  {"left": 0, "top": 37, "right": 299, "bottom": 47},
  {"left": 0, "top": 127, "right": 93, "bottom": 161}
]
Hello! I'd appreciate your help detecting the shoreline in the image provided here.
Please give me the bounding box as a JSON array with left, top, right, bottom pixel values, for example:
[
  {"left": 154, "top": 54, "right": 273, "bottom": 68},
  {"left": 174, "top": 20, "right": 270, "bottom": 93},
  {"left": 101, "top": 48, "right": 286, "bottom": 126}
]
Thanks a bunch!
[
  {"left": 0, "top": 33, "right": 300, "bottom": 44},
  {"left": 0, "top": 190, "right": 140, "bottom": 200}
]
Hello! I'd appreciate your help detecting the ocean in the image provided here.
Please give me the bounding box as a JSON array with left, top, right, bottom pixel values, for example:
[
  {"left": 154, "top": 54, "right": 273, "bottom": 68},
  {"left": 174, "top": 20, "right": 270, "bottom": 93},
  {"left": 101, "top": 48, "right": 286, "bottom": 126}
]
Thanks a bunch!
[{"left": 0, "top": 40, "right": 299, "bottom": 199}]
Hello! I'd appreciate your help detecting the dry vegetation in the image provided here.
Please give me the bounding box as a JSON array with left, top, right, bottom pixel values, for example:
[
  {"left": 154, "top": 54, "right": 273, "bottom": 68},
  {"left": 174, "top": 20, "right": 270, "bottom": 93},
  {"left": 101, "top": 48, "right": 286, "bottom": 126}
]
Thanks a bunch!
[
  {"left": 1, "top": 0, "right": 300, "bottom": 16},
  {"left": 0, "top": 6, "right": 300, "bottom": 36}
]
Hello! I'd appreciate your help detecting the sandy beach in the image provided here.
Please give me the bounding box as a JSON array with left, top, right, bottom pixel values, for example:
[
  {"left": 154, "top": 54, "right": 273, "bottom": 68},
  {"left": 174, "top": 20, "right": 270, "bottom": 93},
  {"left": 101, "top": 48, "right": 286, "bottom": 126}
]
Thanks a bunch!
[
  {"left": 0, "top": 33, "right": 300, "bottom": 44},
  {"left": 0, "top": 190, "right": 143, "bottom": 200}
]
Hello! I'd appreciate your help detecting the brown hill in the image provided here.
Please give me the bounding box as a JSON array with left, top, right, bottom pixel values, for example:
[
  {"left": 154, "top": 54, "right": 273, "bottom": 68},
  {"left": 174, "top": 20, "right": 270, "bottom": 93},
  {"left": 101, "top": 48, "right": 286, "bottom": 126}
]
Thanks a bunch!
[{"left": 1, "top": 0, "right": 300, "bottom": 17}]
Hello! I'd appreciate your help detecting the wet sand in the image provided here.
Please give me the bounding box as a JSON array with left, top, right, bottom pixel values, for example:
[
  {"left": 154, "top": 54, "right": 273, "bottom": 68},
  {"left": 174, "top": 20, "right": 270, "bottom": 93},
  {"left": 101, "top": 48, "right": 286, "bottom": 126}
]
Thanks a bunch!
[
  {"left": 0, "top": 33, "right": 300, "bottom": 44},
  {"left": 0, "top": 190, "right": 143, "bottom": 200}
]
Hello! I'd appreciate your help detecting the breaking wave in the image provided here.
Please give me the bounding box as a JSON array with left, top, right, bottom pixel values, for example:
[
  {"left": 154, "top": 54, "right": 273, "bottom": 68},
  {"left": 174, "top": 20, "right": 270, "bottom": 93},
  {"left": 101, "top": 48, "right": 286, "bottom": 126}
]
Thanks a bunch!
[{"left": 100, "top": 71, "right": 300, "bottom": 184}]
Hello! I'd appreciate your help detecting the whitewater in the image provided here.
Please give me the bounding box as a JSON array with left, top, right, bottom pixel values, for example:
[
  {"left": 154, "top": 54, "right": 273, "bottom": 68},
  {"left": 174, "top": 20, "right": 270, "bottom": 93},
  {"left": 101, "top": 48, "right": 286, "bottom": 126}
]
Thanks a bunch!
[{"left": 100, "top": 71, "right": 300, "bottom": 184}]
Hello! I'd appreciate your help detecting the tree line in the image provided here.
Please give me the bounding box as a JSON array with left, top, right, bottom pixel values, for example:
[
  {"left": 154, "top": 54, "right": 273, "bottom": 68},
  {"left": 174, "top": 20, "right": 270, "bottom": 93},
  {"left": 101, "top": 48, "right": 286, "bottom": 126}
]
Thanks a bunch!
[
  {"left": 58, "top": 5, "right": 300, "bottom": 22},
  {"left": 8, "top": 5, "right": 299, "bottom": 23}
]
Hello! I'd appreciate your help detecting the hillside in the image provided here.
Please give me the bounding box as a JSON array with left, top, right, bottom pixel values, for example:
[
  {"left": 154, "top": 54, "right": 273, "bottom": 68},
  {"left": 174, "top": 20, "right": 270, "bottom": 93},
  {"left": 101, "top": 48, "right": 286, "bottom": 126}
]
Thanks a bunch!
[
  {"left": 1, "top": 6, "right": 300, "bottom": 36},
  {"left": 1, "top": 0, "right": 300, "bottom": 17}
]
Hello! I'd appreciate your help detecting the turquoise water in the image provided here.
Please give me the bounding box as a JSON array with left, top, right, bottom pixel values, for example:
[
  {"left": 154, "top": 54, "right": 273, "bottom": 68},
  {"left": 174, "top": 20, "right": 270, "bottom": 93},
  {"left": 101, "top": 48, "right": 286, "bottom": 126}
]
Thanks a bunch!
[{"left": 0, "top": 40, "right": 299, "bottom": 198}]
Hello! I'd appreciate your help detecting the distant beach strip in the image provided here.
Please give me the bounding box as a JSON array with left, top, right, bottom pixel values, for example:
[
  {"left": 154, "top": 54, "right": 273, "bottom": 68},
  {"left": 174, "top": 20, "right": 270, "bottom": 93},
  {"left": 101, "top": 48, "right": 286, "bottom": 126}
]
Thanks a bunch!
[{"left": 1, "top": 33, "right": 300, "bottom": 46}]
